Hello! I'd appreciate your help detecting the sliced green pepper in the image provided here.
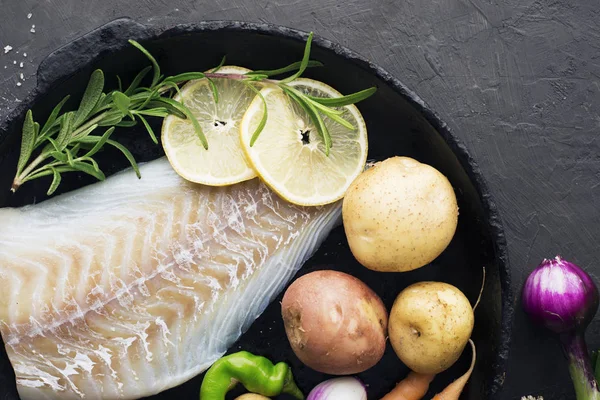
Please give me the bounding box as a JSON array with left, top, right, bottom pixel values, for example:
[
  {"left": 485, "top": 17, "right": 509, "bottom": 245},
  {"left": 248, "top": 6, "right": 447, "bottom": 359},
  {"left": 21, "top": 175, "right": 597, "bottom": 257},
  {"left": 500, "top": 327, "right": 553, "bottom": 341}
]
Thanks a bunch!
[{"left": 199, "top": 351, "right": 304, "bottom": 400}]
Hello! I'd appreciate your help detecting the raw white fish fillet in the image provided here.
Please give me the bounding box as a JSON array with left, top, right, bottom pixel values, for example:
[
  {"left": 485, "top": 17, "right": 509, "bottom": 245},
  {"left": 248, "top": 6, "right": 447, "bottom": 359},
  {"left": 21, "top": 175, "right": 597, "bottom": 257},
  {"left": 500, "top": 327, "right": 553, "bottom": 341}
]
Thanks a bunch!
[{"left": 0, "top": 157, "right": 342, "bottom": 399}]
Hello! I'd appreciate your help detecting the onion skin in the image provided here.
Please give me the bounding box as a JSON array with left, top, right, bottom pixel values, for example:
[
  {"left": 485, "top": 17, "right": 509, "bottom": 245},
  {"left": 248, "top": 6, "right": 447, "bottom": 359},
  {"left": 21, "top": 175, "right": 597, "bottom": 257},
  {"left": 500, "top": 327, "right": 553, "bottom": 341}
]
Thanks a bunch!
[
  {"left": 522, "top": 256, "right": 599, "bottom": 334},
  {"left": 307, "top": 377, "right": 367, "bottom": 400},
  {"left": 522, "top": 256, "right": 600, "bottom": 400}
]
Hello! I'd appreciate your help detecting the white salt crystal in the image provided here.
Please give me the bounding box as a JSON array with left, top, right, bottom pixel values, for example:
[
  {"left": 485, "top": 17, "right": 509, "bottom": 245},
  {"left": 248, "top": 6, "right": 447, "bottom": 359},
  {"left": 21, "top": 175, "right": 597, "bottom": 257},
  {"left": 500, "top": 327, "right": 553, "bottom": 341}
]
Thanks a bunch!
[
  {"left": 30, "top": 25, "right": 36, "bottom": 33},
  {"left": 27, "top": 13, "right": 32, "bottom": 19},
  {"left": 3, "top": 45, "right": 13, "bottom": 54}
]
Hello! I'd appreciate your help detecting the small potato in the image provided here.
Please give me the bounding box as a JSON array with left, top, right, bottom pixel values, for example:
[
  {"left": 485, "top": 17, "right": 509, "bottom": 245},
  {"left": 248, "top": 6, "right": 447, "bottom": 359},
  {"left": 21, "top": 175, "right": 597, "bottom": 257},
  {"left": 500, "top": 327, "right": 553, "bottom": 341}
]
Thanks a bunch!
[
  {"left": 281, "top": 270, "right": 388, "bottom": 375},
  {"left": 388, "top": 281, "right": 474, "bottom": 374},
  {"left": 343, "top": 156, "right": 458, "bottom": 272},
  {"left": 235, "top": 394, "right": 270, "bottom": 400}
]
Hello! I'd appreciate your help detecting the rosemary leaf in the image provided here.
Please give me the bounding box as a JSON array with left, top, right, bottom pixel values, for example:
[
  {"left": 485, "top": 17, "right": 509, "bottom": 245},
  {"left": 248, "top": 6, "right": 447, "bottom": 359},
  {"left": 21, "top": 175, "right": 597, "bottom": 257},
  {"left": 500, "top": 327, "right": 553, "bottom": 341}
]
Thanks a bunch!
[
  {"left": 248, "top": 60, "right": 323, "bottom": 77},
  {"left": 207, "top": 77, "right": 219, "bottom": 103},
  {"left": 280, "top": 32, "right": 314, "bottom": 84},
  {"left": 39, "top": 95, "right": 69, "bottom": 137},
  {"left": 305, "top": 98, "right": 344, "bottom": 115},
  {"left": 46, "top": 137, "right": 60, "bottom": 152},
  {"left": 112, "top": 91, "right": 131, "bottom": 116},
  {"left": 73, "top": 69, "right": 104, "bottom": 128},
  {"left": 243, "top": 82, "right": 268, "bottom": 147},
  {"left": 156, "top": 97, "right": 207, "bottom": 149},
  {"left": 282, "top": 86, "right": 332, "bottom": 155},
  {"left": 145, "top": 100, "right": 186, "bottom": 119},
  {"left": 106, "top": 139, "right": 141, "bottom": 178},
  {"left": 125, "top": 66, "right": 152, "bottom": 96},
  {"left": 97, "top": 111, "right": 124, "bottom": 127},
  {"left": 71, "top": 123, "right": 99, "bottom": 141},
  {"left": 133, "top": 109, "right": 169, "bottom": 118},
  {"left": 115, "top": 120, "right": 138, "bottom": 128},
  {"left": 138, "top": 87, "right": 161, "bottom": 110},
  {"left": 162, "top": 72, "right": 206, "bottom": 84},
  {"left": 17, "top": 110, "right": 36, "bottom": 176},
  {"left": 319, "top": 109, "right": 355, "bottom": 131},
  {"left": 70, "top": 143, "right": 81, "bottom": 155},
  {"left": 50, "top": 151, "right": 67, "bottom": 163},
  {"left": 72, "top": 160, "right": 106, "bottom": 181},
  {"left": 77, "top": 156, "right": 101, "bottom": 173},
  {"left": 65, "top": 148, "right": 75, "bottom": 167},
  {"left": 206, "top": 56, "right": 224, "bottom": 73},
  {"left": 116, "top": 75, "right": 123, "bottom": 92},
  {"left": 245, "top": 74, "right": 269, "bottom": 81},
  {"left": 136, "top": 114, "right": 158, "bottom": 144},
  {"left": 82, "top": 127, "right": 115, "bottom": 158},
  {"left": 56, "top": 112, "right": 74, "bottom": 151},
  {"left": 307, "top": 86, "right": 377, "bottom": 107},
  {"left": 89, "top": 92, "right": 110, "bottom": 115},
  {"left": 129, "top": 40, "right": 161, "bottom": 87},
  {"left": 47, "top": 167, "right": 61, "bottom": 195},
  {"left": 157, "top": 81, "right": 182, "bottom": 98}
]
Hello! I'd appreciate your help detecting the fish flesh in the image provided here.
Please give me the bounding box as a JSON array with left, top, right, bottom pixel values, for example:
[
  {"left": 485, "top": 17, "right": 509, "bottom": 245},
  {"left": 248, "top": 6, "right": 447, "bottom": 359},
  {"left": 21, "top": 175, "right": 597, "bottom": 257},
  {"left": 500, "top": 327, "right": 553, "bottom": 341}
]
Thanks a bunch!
[{"left": 0, "top": 157, "right": 342, "bottom": 399}]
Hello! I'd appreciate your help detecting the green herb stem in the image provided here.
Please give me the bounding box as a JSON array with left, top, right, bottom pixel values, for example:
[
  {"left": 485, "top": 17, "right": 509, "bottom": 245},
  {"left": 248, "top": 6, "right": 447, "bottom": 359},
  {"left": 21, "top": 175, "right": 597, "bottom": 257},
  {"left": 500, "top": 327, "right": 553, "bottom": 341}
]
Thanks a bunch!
[{"left": 11, "top": 153, "right": 48, "bottom": 191}]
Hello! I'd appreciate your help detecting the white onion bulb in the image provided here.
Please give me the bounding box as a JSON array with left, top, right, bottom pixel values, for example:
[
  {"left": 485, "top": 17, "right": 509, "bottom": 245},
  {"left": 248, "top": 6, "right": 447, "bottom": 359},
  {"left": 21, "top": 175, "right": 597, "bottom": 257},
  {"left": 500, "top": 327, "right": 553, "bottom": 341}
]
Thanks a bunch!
[{"left": 307, "top": 377, "right": 367, "bottom": 400}]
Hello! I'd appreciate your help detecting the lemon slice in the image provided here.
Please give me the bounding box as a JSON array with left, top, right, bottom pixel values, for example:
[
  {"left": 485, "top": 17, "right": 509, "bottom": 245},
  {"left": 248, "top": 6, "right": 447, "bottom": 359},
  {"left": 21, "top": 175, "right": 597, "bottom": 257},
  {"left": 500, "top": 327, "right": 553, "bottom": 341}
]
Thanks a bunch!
[
  {"left": 240, "top": 78, "right": 368, "bottom": 206},
  {"left": 162, "top": 66, "right": 257, "bottom": 185}
]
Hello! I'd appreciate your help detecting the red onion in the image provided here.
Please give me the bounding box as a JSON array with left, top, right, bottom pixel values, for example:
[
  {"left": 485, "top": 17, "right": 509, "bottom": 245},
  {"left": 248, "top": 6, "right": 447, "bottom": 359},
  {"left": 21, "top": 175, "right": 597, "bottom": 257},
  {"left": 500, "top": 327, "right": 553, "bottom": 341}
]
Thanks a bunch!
[
  {"left": 522, "top": 256, "right": 600, "bottom": 400},
  {"left": 307, "top": 377, "right": 367, "bottom": 400}
]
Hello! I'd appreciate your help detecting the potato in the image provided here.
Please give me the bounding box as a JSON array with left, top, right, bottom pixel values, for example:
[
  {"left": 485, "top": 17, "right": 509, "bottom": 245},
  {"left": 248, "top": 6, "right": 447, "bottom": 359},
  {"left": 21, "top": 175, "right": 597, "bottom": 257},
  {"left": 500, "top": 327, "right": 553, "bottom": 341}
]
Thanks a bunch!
[
  {"left": 388, "top": 281, "right": 474, "bottom": 374},
  {"left": 235, "top": 394, "right": 270, "bottom": 400},
  {"left": 342, "top": 156, "right": 458, "bottom": 272},
  {"left": 281, "top": 270, "right": 388, "bottom": 375}
]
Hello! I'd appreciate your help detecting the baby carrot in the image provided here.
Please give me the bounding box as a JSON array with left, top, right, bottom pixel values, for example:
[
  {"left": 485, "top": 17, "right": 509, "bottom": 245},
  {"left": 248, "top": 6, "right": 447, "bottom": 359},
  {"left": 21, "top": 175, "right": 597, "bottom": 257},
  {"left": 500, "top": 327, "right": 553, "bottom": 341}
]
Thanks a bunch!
[
  {"left": 380, "top": 371, "right": 435, "bottom": 400},
  {"left": 432, "top": 340, "right": 476, "bottom": 400}
]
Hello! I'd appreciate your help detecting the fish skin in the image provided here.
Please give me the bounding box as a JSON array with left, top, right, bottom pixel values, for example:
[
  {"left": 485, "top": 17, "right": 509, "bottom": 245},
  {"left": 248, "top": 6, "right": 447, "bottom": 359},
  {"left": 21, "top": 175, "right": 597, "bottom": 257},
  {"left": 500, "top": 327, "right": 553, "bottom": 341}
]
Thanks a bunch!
[{"left": 0, "top": 157, "right": 342, "bottom": 399}]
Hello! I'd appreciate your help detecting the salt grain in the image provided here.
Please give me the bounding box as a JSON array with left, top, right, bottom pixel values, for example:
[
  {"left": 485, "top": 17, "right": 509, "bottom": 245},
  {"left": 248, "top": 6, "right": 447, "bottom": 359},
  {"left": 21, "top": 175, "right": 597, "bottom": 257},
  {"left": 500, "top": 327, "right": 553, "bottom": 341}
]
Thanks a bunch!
[
  {"left": 16, "top": 82, "right": 22, "bottom": 87},
  {"left": 30, "top": 25, "right": 36, "bottom": 34},
  {"left": 13, "top": 60, "right": 16, "bottom": 64},
  {"left": 27, "top": 13, "right": 32, "bottom": 19},
  {"left": 23, "top": 53, "right": 27, "bottom": 57},
  {"left": 20, "top": 73, "right": 24, "bottom": 80},
  {"left": 19, "top": 62, "right": 23, "bottom": 68},
  {"left": 3, "top": 45, "right": 13, "bottom": 54}
]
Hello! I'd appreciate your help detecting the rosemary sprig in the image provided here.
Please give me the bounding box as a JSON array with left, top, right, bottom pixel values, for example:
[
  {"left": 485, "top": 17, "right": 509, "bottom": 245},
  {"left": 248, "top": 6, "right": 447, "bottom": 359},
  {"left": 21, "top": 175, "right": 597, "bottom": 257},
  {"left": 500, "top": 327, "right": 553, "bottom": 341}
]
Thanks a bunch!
[
  {"left": 11, "top": 32, "right": 376, "bottom": 196},
  {"left": 11, "top": 40, "right": 208, "bottom": 194}
]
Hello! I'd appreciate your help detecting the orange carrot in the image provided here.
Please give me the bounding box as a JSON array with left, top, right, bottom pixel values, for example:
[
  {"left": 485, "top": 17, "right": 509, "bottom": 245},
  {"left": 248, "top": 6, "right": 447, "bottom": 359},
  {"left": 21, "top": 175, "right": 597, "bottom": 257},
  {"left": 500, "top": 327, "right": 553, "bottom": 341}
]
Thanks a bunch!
[
  {"left": 432, "top": 339, "right": 477, "bottom": 400},
  {"left": 380, "top": 371, "right": 435, "bottom": 400}
]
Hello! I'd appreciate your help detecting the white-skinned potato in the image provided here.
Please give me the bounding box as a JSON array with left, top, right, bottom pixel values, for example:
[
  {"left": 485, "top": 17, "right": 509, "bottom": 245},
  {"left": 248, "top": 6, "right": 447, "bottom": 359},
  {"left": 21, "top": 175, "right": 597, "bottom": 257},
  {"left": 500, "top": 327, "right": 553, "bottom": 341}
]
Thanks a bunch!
[
  {"left": 388, "top": 281, "right": 474, "bottom": 374},
  {"left": 342, "top": 156, "right": 458, "bottom": 272},
  {"left": 235, "top": 394, "right": 270, "bottom": 400},
  {"left": 281, "top": 270, "right": 388, "bottom": 375}
]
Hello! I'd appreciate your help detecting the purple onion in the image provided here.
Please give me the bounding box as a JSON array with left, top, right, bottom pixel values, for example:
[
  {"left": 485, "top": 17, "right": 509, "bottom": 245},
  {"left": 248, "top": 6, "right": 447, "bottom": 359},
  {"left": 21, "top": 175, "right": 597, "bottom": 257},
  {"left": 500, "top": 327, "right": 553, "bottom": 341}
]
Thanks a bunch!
[
  {"left": 523, "top": 256, "right": 599, "bottom": 333},
  {"left": 307, "top": 377, "right": 367, "bottom": 400},
  {"left": 522, "top": 256, "right": 600, "bottom": 400}
]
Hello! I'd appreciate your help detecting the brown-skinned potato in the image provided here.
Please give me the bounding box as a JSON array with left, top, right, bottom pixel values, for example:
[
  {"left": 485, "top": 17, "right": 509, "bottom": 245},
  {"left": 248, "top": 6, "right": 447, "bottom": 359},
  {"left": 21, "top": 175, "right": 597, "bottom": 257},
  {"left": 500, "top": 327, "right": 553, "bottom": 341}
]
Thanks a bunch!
[{"left": 281, "top": 270, "right": 388, "bottom": 375}]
